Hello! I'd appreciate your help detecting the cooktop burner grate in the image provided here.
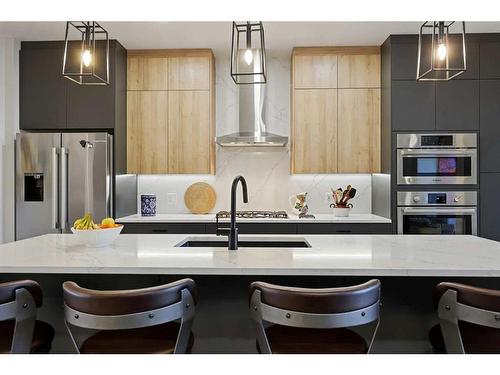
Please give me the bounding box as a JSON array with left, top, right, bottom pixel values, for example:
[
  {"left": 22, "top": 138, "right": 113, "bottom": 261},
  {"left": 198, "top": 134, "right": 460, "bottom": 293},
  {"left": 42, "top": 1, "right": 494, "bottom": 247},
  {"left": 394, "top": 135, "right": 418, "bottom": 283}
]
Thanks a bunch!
[{"left": 216, "top": 210, "right": 289, "bottom": 219}]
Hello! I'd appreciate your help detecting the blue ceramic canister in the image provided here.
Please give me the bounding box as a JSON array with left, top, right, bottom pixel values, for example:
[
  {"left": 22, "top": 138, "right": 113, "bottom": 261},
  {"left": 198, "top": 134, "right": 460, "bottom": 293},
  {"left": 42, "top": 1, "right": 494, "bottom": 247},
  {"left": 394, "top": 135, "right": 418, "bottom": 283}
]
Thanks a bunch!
[{"left": 141, "top": 194, "right": 157, "bottom": 216}]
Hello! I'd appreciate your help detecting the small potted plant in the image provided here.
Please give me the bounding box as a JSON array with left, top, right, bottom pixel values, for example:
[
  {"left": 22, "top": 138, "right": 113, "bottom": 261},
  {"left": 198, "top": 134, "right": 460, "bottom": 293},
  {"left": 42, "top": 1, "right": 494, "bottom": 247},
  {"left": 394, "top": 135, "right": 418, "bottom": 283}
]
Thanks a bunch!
[{"left": 329, "top": 185, "right": 356, "bottom": 217}]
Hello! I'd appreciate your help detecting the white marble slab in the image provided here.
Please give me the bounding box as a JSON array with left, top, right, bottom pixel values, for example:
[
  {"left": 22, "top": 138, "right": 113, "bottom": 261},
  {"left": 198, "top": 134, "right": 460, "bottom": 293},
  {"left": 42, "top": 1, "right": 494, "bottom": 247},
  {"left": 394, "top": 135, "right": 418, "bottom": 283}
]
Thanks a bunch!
[
  {"left": 116, "top": 213, "right": 392, "bottom": 224},
  {"left": 1, "top": 234, "right": 500, "bottom": 277}
]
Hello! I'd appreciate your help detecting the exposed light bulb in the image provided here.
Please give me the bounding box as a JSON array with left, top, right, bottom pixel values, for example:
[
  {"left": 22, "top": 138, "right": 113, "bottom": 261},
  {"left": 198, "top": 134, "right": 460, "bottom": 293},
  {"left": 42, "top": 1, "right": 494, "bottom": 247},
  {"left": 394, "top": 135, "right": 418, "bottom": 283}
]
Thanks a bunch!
[
  {"left": 244, "top": 49, "right": 253, "bottom": 65},
  {"left": 82, "top": 49, "right": 92, "bottom": 67},
  {"left": 437, "top": 43, "right": 447, "bottom": 61}
]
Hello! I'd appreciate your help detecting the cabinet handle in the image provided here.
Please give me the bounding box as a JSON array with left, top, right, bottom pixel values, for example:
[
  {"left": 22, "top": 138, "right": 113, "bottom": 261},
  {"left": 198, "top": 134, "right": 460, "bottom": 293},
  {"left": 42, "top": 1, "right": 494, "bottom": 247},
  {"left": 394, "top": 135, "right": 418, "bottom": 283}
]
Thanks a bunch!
[
  {"left": 335, "top": 229, "right": 352, "bottom": 233},
  {"left": 152, "top": 229, "right": 169, "bottom": 233}
]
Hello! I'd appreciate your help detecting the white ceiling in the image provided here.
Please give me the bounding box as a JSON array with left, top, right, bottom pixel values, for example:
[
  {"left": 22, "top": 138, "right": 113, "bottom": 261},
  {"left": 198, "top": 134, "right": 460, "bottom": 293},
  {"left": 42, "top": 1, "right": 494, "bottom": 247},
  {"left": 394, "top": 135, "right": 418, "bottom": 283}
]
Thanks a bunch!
[{"left": 2, "top": 21, "right": 500, "bottom": 55}]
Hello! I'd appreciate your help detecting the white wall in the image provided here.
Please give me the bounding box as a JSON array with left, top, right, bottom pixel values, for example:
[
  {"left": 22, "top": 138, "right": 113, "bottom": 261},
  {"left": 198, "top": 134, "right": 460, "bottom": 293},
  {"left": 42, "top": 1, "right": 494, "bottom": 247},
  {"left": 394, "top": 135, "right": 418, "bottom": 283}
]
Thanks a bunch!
[
  {"left": 0, "top": 37, "right": 19, "bottom": 243},
  {"left": 137, "top": 51, "right": 373, "bottom": 215}
]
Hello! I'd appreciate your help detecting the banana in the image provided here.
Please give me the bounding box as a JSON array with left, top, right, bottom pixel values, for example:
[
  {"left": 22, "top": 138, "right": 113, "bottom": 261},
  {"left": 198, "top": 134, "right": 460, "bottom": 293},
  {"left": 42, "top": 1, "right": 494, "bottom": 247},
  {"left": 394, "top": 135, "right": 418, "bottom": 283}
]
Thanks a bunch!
[{"left": 73, "top": 213, "right": 98, "bottom": 230}]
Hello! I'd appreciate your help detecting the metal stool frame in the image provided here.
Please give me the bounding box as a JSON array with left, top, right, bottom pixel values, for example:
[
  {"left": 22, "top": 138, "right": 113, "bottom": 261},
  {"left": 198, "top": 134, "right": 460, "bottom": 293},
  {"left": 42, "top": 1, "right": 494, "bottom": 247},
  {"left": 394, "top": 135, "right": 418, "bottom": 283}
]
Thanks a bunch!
[{"left": 64, "top": 288, "right": 195, "bottom": 354}]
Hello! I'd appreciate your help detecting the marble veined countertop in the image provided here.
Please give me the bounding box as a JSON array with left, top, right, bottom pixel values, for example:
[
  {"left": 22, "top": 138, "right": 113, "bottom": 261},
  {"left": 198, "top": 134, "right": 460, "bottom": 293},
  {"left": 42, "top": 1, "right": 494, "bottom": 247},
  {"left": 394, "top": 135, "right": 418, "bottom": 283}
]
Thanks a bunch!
[
  {"left": 116, "top": 213, "right": 392, "bottom": 224},
  {"left": 0, "top": 234, "right": 499, "bottom": 276}
]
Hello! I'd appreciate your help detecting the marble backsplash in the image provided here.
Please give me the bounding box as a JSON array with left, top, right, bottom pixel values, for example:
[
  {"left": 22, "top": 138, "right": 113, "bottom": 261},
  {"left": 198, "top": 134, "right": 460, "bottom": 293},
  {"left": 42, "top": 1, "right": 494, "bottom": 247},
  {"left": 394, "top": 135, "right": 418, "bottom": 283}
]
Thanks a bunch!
[
  {"left": 137, "top": 148, "right": 372, "bottom": 215},
  {"left": 135, "top": 51, "right": 372, "bottom": 216}
]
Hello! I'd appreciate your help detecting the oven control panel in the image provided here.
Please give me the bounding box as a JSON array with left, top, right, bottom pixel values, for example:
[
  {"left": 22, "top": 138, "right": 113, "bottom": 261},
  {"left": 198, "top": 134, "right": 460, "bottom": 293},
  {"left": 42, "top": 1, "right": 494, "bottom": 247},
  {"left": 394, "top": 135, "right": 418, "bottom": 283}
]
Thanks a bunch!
[{"left": 397, "top": 191, "right": 477, "bottom": 206}]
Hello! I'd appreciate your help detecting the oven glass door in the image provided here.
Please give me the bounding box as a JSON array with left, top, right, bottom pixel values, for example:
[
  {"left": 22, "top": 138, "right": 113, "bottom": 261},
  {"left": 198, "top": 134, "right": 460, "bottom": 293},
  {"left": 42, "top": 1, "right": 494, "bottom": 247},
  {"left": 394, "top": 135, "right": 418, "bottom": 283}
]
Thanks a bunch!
[
  {"left": 398, "top": 208, "right": 477, "bottom": 235},
  {"left": 397, "top": 149, "right": 477, "bottom": 184}
]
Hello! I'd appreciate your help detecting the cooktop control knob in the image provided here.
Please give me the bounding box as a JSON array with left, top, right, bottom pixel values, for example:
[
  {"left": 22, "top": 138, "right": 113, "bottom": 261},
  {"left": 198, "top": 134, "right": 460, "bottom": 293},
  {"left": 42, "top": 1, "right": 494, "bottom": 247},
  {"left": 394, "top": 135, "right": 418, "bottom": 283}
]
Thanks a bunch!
[
  {"left": 413, "top": 196, "right": 421, "bottom": 203},
  {"left": 454, "top": 195, "right": 462, "bottom": 203}
]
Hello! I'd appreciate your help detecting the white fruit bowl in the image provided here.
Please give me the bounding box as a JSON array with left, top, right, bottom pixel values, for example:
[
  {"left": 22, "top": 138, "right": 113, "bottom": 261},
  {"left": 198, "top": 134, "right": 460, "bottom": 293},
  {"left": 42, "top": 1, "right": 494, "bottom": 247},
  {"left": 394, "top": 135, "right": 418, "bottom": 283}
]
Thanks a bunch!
[{"left": 71, "top": 225, "right": 123, "bottom": 247}]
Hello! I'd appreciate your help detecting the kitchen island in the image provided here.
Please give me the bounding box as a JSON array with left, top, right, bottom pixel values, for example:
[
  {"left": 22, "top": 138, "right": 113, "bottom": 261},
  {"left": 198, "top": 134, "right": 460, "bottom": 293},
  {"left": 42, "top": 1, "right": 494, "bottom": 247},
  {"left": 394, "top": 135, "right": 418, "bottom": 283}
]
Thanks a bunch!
[
  {"left": 0, "top": 233, "right": 499, "bottom": 276},
  {"left": 1, "top": 233, "right": 500, "bottom": 354}
]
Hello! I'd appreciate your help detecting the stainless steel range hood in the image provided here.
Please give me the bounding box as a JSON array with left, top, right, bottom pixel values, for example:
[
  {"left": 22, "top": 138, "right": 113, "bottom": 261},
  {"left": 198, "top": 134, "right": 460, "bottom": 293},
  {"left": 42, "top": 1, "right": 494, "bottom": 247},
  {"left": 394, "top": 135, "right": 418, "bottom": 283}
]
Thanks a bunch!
[{"left": 217, "top": 51, "right": 288, "bottom": 147}]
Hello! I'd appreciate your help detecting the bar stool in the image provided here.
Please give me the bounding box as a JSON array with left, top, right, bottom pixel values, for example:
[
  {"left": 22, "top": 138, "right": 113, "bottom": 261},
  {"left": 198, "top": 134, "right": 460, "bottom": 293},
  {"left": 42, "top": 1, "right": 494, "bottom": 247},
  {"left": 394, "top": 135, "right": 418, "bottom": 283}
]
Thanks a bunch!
[
  {"left": 249, "top": 279, "right": 381, "bottom": 354},
  {"left": 429, "top": 282, "right": 500, "bottom": 354},
  {"left": 0, "top": 280, "right": 54, "bottom": 354},
  {"left": 63, "top": 278, "right": 197, "bottom": 354}
]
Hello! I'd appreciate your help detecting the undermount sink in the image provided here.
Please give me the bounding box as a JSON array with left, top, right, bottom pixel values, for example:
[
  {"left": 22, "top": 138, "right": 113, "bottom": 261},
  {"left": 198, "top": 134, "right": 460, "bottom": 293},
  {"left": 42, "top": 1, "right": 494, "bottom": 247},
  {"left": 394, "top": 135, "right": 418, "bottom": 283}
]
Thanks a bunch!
[{"left": 175, "top": 236, "right": 311, "bottom": 248}]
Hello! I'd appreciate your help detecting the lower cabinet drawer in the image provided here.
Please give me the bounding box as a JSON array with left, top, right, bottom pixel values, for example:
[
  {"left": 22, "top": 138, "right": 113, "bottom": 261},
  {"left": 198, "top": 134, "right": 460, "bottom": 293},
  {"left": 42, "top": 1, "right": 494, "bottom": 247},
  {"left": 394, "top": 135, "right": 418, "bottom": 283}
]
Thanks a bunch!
[
  {"left": 121, "top": 223, "right": 206, "bottom": 234},
  {"left": 206, "top": 223, "right": 297, "bottom": 234},
  {"left": 297, "top": 223, "right": 393, "bottom": 234}
]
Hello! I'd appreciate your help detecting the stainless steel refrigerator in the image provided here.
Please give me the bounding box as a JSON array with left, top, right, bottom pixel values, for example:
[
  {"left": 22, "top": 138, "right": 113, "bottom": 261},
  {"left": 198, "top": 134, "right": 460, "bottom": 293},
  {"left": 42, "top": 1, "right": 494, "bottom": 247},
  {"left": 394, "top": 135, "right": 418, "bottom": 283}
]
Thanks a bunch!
[{"left": 15, "top": 132, "right": 113, "bottom": 240}]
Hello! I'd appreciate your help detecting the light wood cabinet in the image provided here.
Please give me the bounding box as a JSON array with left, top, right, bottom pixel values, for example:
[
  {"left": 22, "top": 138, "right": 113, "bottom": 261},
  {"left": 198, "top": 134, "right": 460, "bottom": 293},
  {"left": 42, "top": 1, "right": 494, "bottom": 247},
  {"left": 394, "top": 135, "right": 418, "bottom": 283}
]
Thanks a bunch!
[
  {"left": 292, "top": 89, "right": 338, "bottom": 173},
  {"left": 127, "top": 49, "right": 215, "bottom": 174},
  {"left": 127, "top": 56, "right": 168, "bottom": 90},
  {"left": 291, "top": 47, "right": 381, "bottom": 174},
  {"left": 338, "top": 54, "right": 381, "bottom": 88},
  {"left": 168, "top": 91, "right": 211, "bottom": 173},
  {"left": 293, "top": 55, "right": 338, "bottom": 88},
  {"left": 127, "top": 91, "right": 169, "bottom": 174},
  {"left": 168, "top": 56, "right": 210, "bottom": 90},
  {"left": 338, "top": 89, "right": 380, "bottom": 173}
]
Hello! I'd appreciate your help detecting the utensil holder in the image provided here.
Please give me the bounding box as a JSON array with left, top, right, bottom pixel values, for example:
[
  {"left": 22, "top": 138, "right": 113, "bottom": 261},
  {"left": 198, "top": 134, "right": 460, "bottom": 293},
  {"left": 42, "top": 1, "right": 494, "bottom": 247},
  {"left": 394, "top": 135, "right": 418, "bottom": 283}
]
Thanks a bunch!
[{"left": 333, "top": 207, "right": 351, "bottom": 217}]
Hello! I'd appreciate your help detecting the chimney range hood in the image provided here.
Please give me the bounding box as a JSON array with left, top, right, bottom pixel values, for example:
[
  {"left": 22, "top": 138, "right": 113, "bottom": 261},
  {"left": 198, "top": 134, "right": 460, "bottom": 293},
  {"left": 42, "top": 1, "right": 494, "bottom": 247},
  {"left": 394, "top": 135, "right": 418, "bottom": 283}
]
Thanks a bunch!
[{"left": 216, "top": 76, "right": 288, "bottom": 147}]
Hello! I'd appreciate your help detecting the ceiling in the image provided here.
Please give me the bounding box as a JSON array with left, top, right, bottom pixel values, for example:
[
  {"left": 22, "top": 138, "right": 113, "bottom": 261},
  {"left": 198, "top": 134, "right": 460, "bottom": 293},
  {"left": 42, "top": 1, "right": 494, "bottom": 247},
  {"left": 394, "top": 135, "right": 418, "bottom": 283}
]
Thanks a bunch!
[{"left": 2, "top": 21, "right": 500, "bottom": 55}]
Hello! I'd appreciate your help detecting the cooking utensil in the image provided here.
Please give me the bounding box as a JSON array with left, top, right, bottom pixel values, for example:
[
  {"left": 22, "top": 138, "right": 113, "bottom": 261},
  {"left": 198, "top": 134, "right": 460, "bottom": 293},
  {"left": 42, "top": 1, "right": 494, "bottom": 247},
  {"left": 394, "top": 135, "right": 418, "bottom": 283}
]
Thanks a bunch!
[{"left": 184, "top": 182, "right": 217, "bottom": 214}]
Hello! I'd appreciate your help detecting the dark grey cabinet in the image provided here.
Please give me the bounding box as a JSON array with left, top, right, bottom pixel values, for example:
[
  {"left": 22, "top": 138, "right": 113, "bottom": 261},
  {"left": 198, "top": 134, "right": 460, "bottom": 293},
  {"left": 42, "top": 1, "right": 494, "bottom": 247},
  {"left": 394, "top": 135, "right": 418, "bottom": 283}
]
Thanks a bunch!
[
  {"left": 391, "top": 81, "right": 435, "bottom": 131},
  {"left": 122, "top": 222, "right": 393, "bottom": 235},
  {"left": 66, "top": 42, "right": 120, "bottom": 129},
  {"left": 391, "top": 42, "right": 418, "bottom": 80},
  {"left": 436, "top": 80, "right": 479, "bottom": 130},
  {"left": 390, "top": 36, "right": 478, "bottom": 81},
  {"left": 297, "top": 223, "right": 392, "bottom": 234},
  {"left": 207, "top": 223, "right": 297, "bottom": 235},
  {"left": 122, "top": 223, "right": 206, "bottom": 234},
  {"left": 480, "top": 80, "right": 500, "bottom": 172},
  {"left": 480, "top": 173, "right": 500, "bottom": 241},
  {"left": 20, "top": 40, "right": 126, "bottom": 131},
  {"left": 480, "top": 42, "right": 500, "bottom": 79},
  {"left": 20, "top": 42, "right": 67, "bottom": 130}
]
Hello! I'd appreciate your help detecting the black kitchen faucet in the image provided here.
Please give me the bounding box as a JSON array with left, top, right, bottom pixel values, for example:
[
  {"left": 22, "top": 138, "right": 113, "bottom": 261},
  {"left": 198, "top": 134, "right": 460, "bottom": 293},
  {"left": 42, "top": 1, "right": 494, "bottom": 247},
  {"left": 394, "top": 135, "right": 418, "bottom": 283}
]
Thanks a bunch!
[{"left": 216, "top": 175, "right": 248, "bottom": 250}]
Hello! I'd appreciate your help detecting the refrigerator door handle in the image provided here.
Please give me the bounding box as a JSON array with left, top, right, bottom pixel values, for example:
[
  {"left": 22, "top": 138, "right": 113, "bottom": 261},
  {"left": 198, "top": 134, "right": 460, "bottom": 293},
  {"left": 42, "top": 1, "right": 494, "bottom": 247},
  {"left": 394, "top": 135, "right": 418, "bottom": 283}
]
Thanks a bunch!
[
  {"left": 51, "top": 147, "right": 59, "bottom": 229},
  {"left": 60, "top": 147, "right": 69, "bottom": 230}
]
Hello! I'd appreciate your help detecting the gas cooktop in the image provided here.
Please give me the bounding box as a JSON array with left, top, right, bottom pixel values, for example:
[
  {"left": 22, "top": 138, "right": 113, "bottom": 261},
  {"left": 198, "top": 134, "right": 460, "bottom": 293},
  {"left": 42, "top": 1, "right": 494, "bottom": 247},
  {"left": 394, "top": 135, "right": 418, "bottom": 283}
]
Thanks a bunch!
[{"left": 215, "top": 210, "right": 289, "bottom": 219}]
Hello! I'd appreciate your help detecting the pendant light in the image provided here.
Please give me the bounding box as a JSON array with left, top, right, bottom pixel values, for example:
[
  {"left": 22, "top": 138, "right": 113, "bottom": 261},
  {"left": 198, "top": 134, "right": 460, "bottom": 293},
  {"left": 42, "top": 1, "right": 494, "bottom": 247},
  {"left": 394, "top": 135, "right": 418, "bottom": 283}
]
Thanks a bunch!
[
  {"left": 416, "top": 21, "right": 467, "bottom": 81},
  {"left": 230, "top": 21, "right": 267, "bottom": 84},
  {"left": 62, "top": 21, "right": 110, "bottom": 85}
]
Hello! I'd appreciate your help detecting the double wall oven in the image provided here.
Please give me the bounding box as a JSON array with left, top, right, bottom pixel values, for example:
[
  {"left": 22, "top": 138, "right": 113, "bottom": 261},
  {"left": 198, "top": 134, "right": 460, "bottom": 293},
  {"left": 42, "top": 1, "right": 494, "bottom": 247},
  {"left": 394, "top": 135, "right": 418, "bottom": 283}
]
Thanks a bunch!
[
  {"left": 396, "top": 133, "right": 478, "bottom": 235},
  {"left": 397, "top": 191, "right": 477, "bottom": 235},
  {"left": 397, "top": 133, "right": 477, "bottom": 185}
]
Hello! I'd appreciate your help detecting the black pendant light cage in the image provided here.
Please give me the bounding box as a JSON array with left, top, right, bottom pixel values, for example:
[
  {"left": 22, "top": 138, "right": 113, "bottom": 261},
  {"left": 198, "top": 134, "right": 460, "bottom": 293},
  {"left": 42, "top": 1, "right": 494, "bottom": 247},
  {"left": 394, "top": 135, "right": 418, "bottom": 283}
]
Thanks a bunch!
[
  {"left": 230, "top": 21, "right": 267, "bottom": 84},
  {"left": 416, "top": 21, "right": 467, "bottom": 81},
  {"left": 63, "top": 21, "right": 110, "bottom": 85}
]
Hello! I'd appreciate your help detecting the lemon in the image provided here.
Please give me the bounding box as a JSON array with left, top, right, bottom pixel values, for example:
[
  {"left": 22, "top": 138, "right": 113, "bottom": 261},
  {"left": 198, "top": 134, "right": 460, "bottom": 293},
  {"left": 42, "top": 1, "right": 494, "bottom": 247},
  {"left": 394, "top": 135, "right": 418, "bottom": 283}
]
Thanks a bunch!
[{"left": 101, "top": 217, "right": 115, "bottom": 227}]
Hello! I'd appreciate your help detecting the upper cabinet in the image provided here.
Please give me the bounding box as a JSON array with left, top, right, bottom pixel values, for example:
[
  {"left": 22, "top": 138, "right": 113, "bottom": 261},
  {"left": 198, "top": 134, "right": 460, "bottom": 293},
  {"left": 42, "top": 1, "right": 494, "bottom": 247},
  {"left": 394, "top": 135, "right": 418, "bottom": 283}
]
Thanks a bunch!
[
  {"left": 292, "top": 89, "right": 338, "bottom": 173},
  {"left": 126, "top": 49, "right": 215, "bottom": 175},
  {"left": 20, "top": 40, "right": 127, "bottom": 131},
  {"left": 127, "top": 91, "right": 169, "bottom": 174},
  {"left": 338, "top": 89, "right": 381, "bottom": 173},
  {"left": 168, "top": 56, "right": 211, "bottom": 90},
  {"left": 127, "top": 55, "right": 169, "bottom": 90},
  {"left": 338, "top": 54, "right": 381, "bottom": 88},
  {"left": 390, "top": 35, "right": 479, "bottom": 81},
  {"left": 293, "top": 53, "right": 338, "bottom": 88},
  {"left": 480, "top": 42, "right": 500, "bottom": 79},
  {"left": 19, "top": 42, "right": 67, "bottom": 130},
  {"left": 291, "top": 47, "right": 381, "bottom": 174}
]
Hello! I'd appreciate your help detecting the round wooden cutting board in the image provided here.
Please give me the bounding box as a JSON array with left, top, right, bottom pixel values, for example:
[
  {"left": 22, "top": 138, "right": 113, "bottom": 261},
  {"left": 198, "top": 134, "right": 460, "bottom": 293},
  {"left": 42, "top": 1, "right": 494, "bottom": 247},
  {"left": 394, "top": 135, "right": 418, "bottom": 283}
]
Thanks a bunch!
[{"left": 184, "top": 182, "right": 217, "bottom": 214}]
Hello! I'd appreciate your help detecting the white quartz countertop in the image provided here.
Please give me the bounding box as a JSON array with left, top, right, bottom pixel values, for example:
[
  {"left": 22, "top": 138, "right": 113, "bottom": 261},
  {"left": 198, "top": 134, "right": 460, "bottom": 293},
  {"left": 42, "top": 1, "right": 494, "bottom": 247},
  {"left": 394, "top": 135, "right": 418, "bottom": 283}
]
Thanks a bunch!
[
  {"left": 1, "top": 234, "right": 500, "bottom": 276},
  {"left": 116, "top": 213, "right": 392, "bottom": 224}
]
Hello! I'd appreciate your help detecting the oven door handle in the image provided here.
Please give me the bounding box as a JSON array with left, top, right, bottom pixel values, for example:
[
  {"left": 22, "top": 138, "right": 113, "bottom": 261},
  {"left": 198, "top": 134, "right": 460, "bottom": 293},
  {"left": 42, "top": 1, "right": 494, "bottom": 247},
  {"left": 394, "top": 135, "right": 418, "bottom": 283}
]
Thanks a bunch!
[
  {"left": 401, "top": 207, "right": 477, "bottom": 214},
  {"left": 399, "top": 149, "right": 476, "bottom": 156}
]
